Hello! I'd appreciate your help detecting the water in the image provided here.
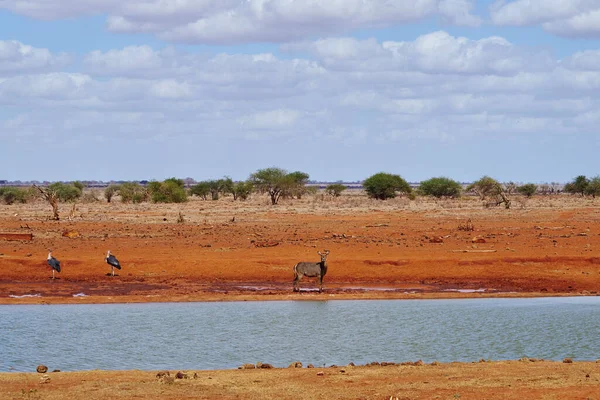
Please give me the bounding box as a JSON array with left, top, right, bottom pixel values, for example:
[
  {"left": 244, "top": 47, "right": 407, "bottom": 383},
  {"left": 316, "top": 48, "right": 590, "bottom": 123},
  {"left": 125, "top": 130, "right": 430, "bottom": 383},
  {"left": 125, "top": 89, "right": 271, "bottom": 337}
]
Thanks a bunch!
[{"left": 1, "top": 297, "right": 599, "bottom": 372}]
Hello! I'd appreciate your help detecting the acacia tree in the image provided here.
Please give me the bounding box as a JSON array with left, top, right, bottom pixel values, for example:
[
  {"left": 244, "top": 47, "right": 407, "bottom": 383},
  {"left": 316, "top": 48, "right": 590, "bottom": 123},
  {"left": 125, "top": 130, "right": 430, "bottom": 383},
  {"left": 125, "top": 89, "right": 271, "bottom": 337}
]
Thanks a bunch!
[
  {"left": 325, "top": 183, "right": 347, "bottom": 197},
  {"left": 363, "top": 172, "right": 411, "bottom": 200},
  {"left": 418, "top": 177, "right": 462, "bottom": 198},
  {"left": 517, "top": 183, "right": 538, "bottom": 198},
  {"left": 585, "top": 176, "right": 600, "bottom": 198},
  {"left": 466, "top": 176, "right": 511, "bottom": 209},
  {"left": 147, "top": 178, "right": 187, "bottom": 203},
  {"left": 230, "top": 180, "right": 254, "bottom": 201},
  {"left": 283, "top": 171, "right": 310, "bottom": 199},
  {"left": 250, "top": 167, "right": 309, "bottom": 205},
  {"left": 33, "top": 184, "right": 60, "bottom": 220},
  {"left": 564, "top": 175, "right": 589, "bottom": 196}
]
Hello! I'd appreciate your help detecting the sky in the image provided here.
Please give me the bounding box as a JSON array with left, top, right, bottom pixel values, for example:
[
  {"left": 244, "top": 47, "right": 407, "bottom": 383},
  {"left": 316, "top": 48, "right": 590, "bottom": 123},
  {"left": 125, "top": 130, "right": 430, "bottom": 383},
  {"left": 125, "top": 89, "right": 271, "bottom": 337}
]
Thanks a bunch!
[{"left": 1, "top": 0, "right": 600, "bottom": 183}]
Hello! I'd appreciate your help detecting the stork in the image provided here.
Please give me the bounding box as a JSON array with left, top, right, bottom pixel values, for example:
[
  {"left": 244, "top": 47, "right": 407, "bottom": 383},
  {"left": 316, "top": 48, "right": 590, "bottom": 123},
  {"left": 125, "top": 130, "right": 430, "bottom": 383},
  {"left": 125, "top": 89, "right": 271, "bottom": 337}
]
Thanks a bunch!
[
  {"left": 47, "top": 250, "right": 61, "bottom": 279},
  {"left": 105, "top": 250, "right": 121, "bottom": 277}
]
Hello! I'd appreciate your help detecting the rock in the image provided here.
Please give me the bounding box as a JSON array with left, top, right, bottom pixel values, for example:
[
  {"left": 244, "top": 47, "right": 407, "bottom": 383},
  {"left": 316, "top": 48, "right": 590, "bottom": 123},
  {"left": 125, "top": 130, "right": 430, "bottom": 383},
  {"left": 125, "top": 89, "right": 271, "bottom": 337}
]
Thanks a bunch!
[
  {"left": 288, "top": 361, "right": 303, "bottom": 368},
  {"left": 175, "top": 371, "right": 188, "bottom": 379},
  {"left": 316, "top": 371, "right": 324, "bottom": 376},
  {"left": 239, "top": 363, "right": 255, "bottom": 369},
  {"left": 429, "top": 236, "right": 444, "bottom": 243},
  {"left": 472, "top": 237, "right": 486, "bottom": 243},
  {"left": 36, "top": 365, "right": 48, "bottom": 373},
  {"left": 39, "top": 374, "right": 51, "bottom": 384},
  {"left": 61, "top": 230, "right": 80, "bottom": 238},
  {"left": 307, "top": 364, "right": 314, "bottom": 368},
  {"left": 156, "top": 371, "right": 170, "bottom": 378},
  {"left": 563, "top": 358, "right": 574, "bottom": 364},
  {"left": 51, "top": 369, "right": 61, "bottom": 373},
  {"left": 257, "top": 362, "right": 274, "bottom": 369}
]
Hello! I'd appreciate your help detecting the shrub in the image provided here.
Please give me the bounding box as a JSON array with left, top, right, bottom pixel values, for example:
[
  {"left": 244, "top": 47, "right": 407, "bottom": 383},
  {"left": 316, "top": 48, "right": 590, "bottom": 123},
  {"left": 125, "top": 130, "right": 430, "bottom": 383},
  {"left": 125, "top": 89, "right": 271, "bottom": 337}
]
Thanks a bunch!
[
  {"left": 585, "top": 176, "right": 600, "bottom": 198},
  {"left": 148, "top": 178, "right": 188, "bottom": 203},
  {"left": 104, "top": 184, "right": 119, "bottom": 203},
  {"left": 230, "top": 181, "right": 254, "bottom": 201},
  {"left": 466, "top": 176, "right": 511, "bottom": 209},
  {"left": 250, "top": 167, "right": 310, "bottom": 205},
  {"left": 47, "top": 182, "right": 82, "bottom": 202},
  {"left": 363, "top": 172, "right": 411, "bottom": 200},
  {"left": 418, "top": 177, "right": 462, "bottom": 198},
  {"left": 517, "top": 183, "right": 538, "bottom": 198},
  {"left": 189, "top": 182, "right": 210, "bottom": 200},
  {"left": 325, "top": 183, "right": 347, "bottom": 197},
  {"left": 0, "top": 187, "right": 32, "bottom": 205},
  {"left": 564, "top": 175, "right": 589, "bottom": 196},
  {"left": 119, "top": 182, "right": 149, "bottom": 203}
]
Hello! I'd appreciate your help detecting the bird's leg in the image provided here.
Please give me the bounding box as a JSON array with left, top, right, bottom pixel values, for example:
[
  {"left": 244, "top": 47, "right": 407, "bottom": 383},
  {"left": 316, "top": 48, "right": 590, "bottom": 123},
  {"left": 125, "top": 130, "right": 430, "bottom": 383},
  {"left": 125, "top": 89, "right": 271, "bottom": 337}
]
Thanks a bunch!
[
  {"left": 112, "top": 266, "right": 114, "bottom": 277},
  {"left": 52, "top": 269, "right": 55, "bottom": 280}
]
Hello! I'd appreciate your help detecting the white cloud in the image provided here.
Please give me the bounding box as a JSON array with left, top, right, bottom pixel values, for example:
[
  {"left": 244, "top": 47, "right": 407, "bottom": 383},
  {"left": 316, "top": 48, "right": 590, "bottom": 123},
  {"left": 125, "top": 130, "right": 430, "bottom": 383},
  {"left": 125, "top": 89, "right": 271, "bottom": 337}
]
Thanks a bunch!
[
  {"left": 1, "top": 0, "right": 481, "bottom": 43},
  {"left": 287, "top": 32, "right": 553, "bottom": 76},
  {"left": 0, "top": 40, "right": 69, "bottom": 75},
  {"left": 490, "top": 0, "right": 600, "bottom": 37},
  {"left": 238, "top": 108, "right": 301, "bottom": 131}
]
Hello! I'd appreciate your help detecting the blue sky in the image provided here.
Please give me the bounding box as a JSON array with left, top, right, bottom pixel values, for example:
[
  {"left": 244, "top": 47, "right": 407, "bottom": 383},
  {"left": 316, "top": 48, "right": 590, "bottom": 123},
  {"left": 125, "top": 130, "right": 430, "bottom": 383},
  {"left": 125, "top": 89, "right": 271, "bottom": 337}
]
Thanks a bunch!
[{"left": 1, "top": 0, "right": 600, "bottom": 183}]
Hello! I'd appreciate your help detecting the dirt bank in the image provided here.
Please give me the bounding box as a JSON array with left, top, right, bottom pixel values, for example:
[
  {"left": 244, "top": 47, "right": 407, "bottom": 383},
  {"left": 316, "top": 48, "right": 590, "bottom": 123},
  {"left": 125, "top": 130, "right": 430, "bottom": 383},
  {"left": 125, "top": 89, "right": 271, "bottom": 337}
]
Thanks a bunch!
[
  {"left": 2, "top": 360, "right": 599, "bottom": 399},
  {"left": 1, "top": 194, "right": 599, "bottom": 304}
]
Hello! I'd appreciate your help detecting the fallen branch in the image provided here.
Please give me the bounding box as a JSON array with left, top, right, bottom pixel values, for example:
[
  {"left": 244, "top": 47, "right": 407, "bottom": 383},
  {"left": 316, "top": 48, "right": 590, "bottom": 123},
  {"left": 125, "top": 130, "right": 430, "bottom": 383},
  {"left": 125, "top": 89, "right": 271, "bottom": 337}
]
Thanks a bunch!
[{"left": 450, "top": 249, "right": 497, "bottom": 253}]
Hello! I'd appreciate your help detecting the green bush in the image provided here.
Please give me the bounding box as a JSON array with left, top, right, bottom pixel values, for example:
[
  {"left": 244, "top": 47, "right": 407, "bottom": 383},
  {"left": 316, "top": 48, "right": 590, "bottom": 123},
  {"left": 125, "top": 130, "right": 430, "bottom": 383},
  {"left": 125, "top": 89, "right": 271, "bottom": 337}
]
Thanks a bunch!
[
  {"left": 230, "top": 181, "right": 254, "bottom": 201},
  {"left": 363, "top": 172, "right": 411, "bottom": 200},
  {"left": 517, "top": 183, "right": 538, "bottom": 198},
  {"left": 0, "top": 187, "right": 32, "bottom": 205},
  {"left": 148, "top": 178, "right": 187, "bottom": 203},
  {"left": 104, "top": 184, "right": 119, "bottom": 203},
  {"left": 325, "top": 183, "right": 347, "bottom": 197},
  {"left": 466, "top": 176, "right": 511, "bottom": 209},
  {"left": 585, "top": 176, "right": 600, "bottom": 198},
  {"left": 418, "top": 177, "right": 462, "bottom": 198},
  {"left": 189, "top": 182, "right": 210, "bottom": 200},
  {"left": 119, "top": 182, "right": 149, "bottom": 203},
  {"left": 47, "top": 182, "right": 82, "bottom": 202},
  {"left": 250, "top": 167, "right": 310, "bottom": 205},
  {"left": 564, "top": 175, "right": 589, "bottom": 196}
]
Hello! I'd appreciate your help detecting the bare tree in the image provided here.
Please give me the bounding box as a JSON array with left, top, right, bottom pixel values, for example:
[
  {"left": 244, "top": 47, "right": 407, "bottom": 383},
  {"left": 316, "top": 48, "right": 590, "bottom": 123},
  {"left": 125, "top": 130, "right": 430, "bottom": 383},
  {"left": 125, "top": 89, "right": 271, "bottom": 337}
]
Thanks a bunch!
[{"left": 33, "top": 185, "right": 59, "bottom": 220}]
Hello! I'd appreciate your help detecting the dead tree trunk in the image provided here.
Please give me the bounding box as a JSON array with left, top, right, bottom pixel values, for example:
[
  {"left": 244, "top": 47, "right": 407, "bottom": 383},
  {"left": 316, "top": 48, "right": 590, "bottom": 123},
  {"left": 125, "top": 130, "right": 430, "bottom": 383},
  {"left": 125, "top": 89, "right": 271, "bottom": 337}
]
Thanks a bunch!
[{"left": 33, "top": 185, "right": 59, "bottom": 220}]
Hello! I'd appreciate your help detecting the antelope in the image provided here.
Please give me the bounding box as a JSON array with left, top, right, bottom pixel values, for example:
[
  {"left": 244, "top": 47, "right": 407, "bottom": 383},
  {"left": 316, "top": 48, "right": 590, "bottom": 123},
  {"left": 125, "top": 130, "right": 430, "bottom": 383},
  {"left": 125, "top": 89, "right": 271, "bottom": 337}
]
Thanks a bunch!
[{"left": 293, "top": 250, "right": 330, "bottom": 293}]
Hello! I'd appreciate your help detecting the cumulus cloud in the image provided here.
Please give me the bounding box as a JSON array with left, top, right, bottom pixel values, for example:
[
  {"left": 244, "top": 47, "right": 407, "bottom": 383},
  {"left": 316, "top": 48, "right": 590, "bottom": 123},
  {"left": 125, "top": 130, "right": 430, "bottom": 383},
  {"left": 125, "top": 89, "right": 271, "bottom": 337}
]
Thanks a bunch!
[
  {"left": 490, "top": 0, "right": 600, "bottom": 37},
  {"left": 0, "top": 40, "right": 69, "bottom": 75},
  {"left": 3, "top": 32, "right": 600, "bottom": 175},
  {"left": 1, "top": 0, "right": 481, "bottom": 43},
  {"left": 285, "top": 31, "right": 553, "bottom": 76}
]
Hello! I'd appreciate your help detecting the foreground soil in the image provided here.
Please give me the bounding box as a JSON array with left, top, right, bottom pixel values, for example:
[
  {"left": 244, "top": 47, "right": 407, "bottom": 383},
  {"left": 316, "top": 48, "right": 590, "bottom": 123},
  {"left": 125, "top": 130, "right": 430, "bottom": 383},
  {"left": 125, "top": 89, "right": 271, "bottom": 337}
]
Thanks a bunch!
[
  {"left": 1, "top": 360, "right": 599, "bottom": 399},
  {"left": 1, "top": 194, "right": 600, "bottom": 303}
]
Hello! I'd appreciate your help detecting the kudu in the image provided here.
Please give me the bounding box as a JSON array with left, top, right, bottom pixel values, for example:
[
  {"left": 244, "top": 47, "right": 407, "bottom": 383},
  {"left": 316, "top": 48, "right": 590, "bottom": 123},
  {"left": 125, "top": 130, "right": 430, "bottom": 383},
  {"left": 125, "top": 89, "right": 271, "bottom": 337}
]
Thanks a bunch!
[{"left": 293, "top": 250, "right": 330, "bottom": 292}]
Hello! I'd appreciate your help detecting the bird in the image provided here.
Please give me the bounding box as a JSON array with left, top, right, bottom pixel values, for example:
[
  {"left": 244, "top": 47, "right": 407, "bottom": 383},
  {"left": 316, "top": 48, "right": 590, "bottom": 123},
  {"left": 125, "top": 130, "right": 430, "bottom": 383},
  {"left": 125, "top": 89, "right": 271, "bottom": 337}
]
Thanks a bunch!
[
  {"left": 105, "top": 250, "right": 122, "bottom": 277},
  {"left": 47, "top": 250, "right": 61, "bottom": 279}
]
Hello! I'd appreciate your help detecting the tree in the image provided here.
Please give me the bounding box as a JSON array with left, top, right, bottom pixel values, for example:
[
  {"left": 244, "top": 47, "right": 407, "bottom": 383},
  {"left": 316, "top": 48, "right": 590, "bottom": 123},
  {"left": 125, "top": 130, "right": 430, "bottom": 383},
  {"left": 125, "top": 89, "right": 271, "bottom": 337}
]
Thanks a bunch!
[
  {"left": 119, "top": 182, "right": 149, "bottom": 203},
  {"left": 189, "top": 182, "right": 210, "bottom": 200},
  {"left": 33, "top": 184, "right": 60, "bottom": 220},
  {"left": 284, "top": 171, "right": 310, "bottom": 199},
  {"left": 47, "top": 182, "right": 82, "bottom": 202},
  {"left": 104, "top": 184, "right": 119, "bottom": 203},
  {"left": 418, "top": 177, "right": 462, "bottom": 198},
  {"left": 466, "top": 176, "right": 511, "bottom": 209},
  {"left": 517, "top": 183, "right": 537, "bottom": 198},
  {"left": 363, "top": 172, "right": 411, "bottom": 200},
  {"left": 250, "top": 167, "right": 291, "bottom": 205},
  {"left": 585, "top": 176, "right": 600, "bottom": 198},
  {"left": 230, "top": 180, "right": 254, "bottom": 201},
  {"left": 325, "top": 183, "right": 347, "bottom": 197},
  {"left": 148, "top": 178, "right": 187, "bottom": 203},
  {"left": 564, "top": 175, "right": 589, "bottom": 196}
]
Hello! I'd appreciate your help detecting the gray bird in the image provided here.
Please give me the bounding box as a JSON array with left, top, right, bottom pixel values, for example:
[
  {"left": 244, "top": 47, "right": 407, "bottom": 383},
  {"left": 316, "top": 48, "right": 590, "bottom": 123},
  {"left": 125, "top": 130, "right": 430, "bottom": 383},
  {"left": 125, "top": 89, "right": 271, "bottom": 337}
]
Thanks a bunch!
[
  {"left": 47, "top": 250, "right": 61, "bottom": 279},
  {"left": 105, "top": 250, "right": 122, "bottom": 277}
]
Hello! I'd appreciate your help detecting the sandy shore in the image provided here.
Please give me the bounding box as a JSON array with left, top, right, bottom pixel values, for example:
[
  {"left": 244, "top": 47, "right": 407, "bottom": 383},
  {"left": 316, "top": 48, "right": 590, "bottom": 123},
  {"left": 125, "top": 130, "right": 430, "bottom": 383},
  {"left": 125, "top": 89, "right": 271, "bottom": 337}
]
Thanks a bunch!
[
  {"left": 1, "top": 195, "right": 599, "bottom": 304},
  {"left": 1, "top": 360, "right": 599, "bottom": 399}
]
